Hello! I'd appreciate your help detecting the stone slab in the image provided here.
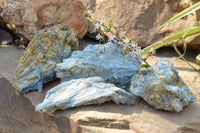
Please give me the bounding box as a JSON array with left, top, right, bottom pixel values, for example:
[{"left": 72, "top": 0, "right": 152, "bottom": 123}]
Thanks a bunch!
[{"left": 0, "top": 77, "right": 82, "bottom": 133}]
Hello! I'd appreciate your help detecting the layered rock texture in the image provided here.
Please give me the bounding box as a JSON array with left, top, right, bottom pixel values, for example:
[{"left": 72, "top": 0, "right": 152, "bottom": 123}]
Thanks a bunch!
[
  {"left": 56, "top": 43, "right": 142, "bottom": 88},
  {"left": 0, "top": 0, "right": 87, "bottom": 40},
  {"left": 13, "top": 24, "right": 78, "bottom": 93},
  {"left": 2, "top": 43, "right": 199, "bottom": 133},
  {"left": 130, "top": 59, "right": 196, "bottom": 112},
  {"left": 36, "top": 77, "right": 135, "bottom": 113},
  {"left": 82, "top": 0, "right": 199, "bottom": 50}
]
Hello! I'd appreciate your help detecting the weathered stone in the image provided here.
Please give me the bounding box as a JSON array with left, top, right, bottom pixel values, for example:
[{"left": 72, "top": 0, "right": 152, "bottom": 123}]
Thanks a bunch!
[
  {"left": 83, "top": 0, "right": 199, "bottom": 49},
  {"left": 0, "top": 29, "right": 13, "bottom": 45},
  {"left": 13, "top": 24, "right": 78, "bottom": 93},
  {"left": 2, "top": 41, "right": 200, "bottom": 133},
  {"left": 0, "top": 38, "right": 200, "bottom": 133},
  {"left": 71, "top": 111, "right": 132, "bottom": 129},
  {"left": 35, "top": 77, "right": 135, "bottom": 113},
  {"left": 0, "top": 0, "right": 87, "bottom": 40},
  {"left": 177, "top": 122, "right": 200, "bottom": 133},
  {"left": 0, "top": 77, "right": 82, "bottom": 133},
  {"left": 56, "top": 43, "right": 142, "bottom": 88},
  {"left": 130, "top": 59, "right": 196, "bottom": 112}
]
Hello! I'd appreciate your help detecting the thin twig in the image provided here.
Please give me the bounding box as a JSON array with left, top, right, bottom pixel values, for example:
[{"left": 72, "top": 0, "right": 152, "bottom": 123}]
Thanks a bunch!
[{"left": 142, "top": 58, "right": 151, "bottom": 67}]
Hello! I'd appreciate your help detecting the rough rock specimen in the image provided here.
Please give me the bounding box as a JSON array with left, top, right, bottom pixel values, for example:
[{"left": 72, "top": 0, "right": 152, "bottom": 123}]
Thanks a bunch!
[
  {"left": 56, "top": 43, "right": 142, "bottom": 88},
  {"left": 82, "top": 0, "right": 199, "bottom": 49},
  {"left": 35, "top": 77, "right": 135, "bottom": 113},
  {"left": 13, "top": 24, "right": 79, "bottom": 93},
  {"left": 130, "top": 59, "right": 196, "bottom": 112},
  {"left": 0, "top": 0, "right": 87, "bottom": 40}
]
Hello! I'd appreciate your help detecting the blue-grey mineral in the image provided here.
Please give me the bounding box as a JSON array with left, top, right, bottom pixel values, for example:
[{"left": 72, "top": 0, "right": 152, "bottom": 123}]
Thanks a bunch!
[
  {"left": 35, "top": 77, "right": 135, "bottom": 113},
  {"left": 56, "top": 43, "right": 141, "bottom": 88},
  {"left": 13, "top": 24, "right": 79, "bottom": 93},
  {"left": 130, "top": 59, "right": 196, "bottom": 112}
]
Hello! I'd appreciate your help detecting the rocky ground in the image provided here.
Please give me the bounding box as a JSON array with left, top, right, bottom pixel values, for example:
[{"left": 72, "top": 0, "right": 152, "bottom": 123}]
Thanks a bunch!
[{"left": 0, "top": 37, "right": 200, "bottom": 133}]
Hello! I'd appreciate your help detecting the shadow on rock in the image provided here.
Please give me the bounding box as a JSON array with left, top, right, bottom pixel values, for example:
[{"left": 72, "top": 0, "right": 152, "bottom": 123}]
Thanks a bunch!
[{"left": 0, "top": 77, "right": 82, "bottom": 133}]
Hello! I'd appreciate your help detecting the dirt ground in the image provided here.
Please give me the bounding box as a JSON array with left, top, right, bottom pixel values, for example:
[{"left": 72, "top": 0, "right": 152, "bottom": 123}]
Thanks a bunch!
[{"left": 0, "top": 37, "right": 200, "bottom": 133}]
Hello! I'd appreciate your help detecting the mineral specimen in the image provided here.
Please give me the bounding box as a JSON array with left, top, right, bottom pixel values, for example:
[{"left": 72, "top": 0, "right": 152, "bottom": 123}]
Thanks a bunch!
[
  {"left": 130, "top": 59, "right": 196, "bottom": 112},
  {"left": 35, "top": 77, "right": 135, "bottom": 113},
  {"left": 13, "top": 24, "right": 79, "bottom": 93},
  {"left": 56, "top": 43, "right": 142, "bottom": 88}
]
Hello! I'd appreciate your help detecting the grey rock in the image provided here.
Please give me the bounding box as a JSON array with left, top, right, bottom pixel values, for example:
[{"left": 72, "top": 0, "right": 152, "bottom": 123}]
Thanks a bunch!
[
  {"left": 0, "top": 29, "right": 13, "bottom": 45},
  {"left": 130, "top": 59, "right": 196, "bottom": 112},
  {"left": 56, "top": 43, "right": 142, "bottom": 88},
  {"left": 35, "top": 77, "right": 135, "bottom": 113},
  {"left": 13, "top": 24, "right": 79, "bottom": 93}
]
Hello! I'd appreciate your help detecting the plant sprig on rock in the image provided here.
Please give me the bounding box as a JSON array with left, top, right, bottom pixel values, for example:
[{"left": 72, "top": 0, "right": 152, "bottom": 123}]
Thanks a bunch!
[{"left": 85, "top": 13, "right": 142, "bottom": 57}]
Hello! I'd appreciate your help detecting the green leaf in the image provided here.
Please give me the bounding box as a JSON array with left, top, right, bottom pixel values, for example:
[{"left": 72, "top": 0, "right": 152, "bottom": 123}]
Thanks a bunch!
[
  {"left": 160, "top": 2, "right": 200, "bottom": 28},
  {"left": 93, "top": 20, "right": 97, "bottom": 24},
  {"left": 142, "top": 25, "right": 200, "bottom": 56},
  {"left": 84, "top": 13, "right": 89, "bottom": 17},
  {"left": 109, "top": 24, "right": 113, "bottom": 28},
  {"left": 105, "top": 28, "right": 110, "bottom": 32},
  {"left": 142, "top": 64, "right": 150, "bottom": 68},
  {"left": 196, "top": 54, "right": 200, "bottom": 65}
]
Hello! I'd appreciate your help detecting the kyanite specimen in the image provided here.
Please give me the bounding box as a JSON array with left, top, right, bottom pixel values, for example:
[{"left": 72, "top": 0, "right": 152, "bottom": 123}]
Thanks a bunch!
[
  {"left": 35, "top": 77, "right": 135, "bottom": 113},
  {"left": 13, "top": 24, "right": 79, "bottom": 93},
  {"left": 130, "top": 59, "right": 196, "bottom": 112},
  {"left": 56, "top": 43, "right": 142, "bottom": 88}
]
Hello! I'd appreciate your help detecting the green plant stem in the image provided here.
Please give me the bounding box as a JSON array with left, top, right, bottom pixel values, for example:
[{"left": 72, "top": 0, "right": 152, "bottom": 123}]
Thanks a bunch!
[
  {"left": 142, "top": 58, "right": 151, "bottom": 67},
  {"left": 173, "top": 44, "right": 200, "bottom": 72},
  {"left": 141, "top": 26, "right": 200, "bottom": 56},
  {"left": 86, "top": 15, "right": 121, "bottom": 40},
  {"left": 100, "top": 24, "right": 120, "bottom": 39}
]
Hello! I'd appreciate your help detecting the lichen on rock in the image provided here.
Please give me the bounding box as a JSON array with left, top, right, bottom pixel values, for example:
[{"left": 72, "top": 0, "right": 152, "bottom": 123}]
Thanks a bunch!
[
  {"left": 13, "top": 24, "right": 79, "bottom": 93},
  {"left": 130, "top": 59, "right": 196, "bottom": 112},
  {"left": 35, "top": 77, "right": 135, "bottom": 113}
]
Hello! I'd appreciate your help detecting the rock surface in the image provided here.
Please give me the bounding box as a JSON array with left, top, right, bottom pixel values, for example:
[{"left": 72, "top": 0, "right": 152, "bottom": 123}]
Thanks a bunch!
[
  {"left": 0, "top": 0, "right": 87, "bottom": 40},
  {"left": 1, "top": 41, "right": 200, "bottom": 133},
  {"left": 36, "top": 77, "right": 135, "bottom": 113},
  {"left": 0, "top": 29, "right": 13, "bottom": 45},
  {"left": 13, "top": 24, "right": 78, "bottom": 93},
  {"left": 56, "top": 43, "right": 142, "bottom": 88},
  {"left": 130, "top": 59, "right": 196, "bottom": 112},
  {"left": 177, "top": 122, "right": 200, "bottom": 133},
  {"left": 0, "top": 77, "right": 83, "bottom": 133},
  {"left": 82, "top": 0, "right": 199, "bottom": 49}
]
